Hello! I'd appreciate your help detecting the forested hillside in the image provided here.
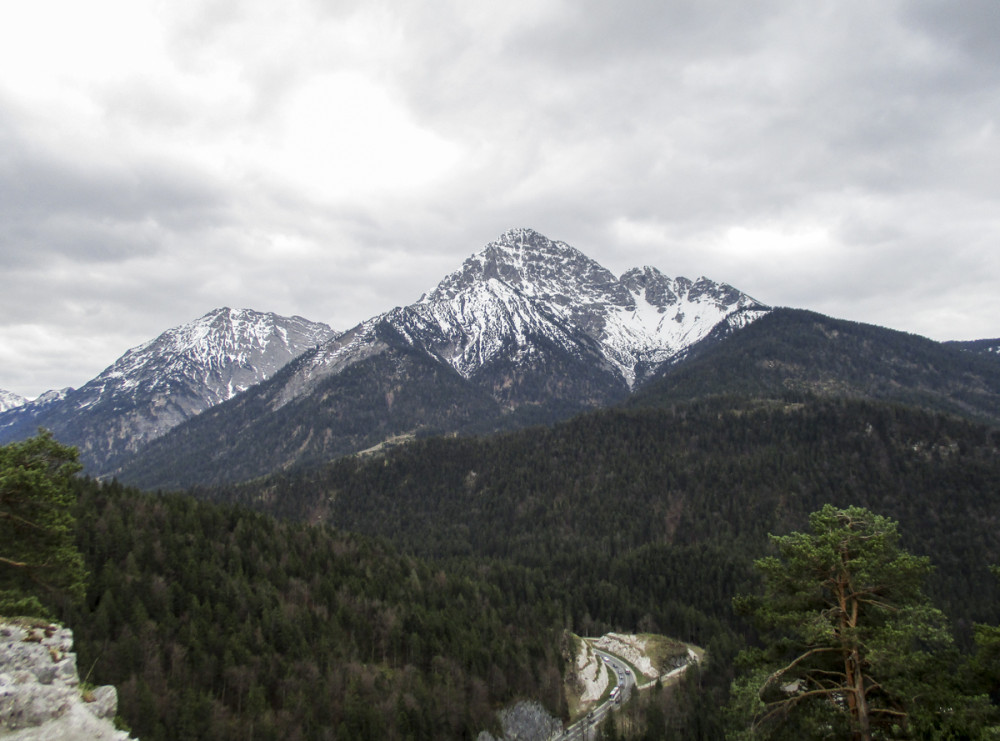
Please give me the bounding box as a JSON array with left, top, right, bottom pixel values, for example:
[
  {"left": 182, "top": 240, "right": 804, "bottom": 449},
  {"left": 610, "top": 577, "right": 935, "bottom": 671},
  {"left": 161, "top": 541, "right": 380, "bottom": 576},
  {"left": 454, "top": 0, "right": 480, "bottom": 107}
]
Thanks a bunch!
[
  {"left": 9, "top": 391, "right": 1000, "bottom": 737},
  {"left": 208, "top": 395, "right": 1000, "bottom": 649},
  {"left": 65, "top": 480, "right": 567, "bottom": 741},
  {"left": 636, "top": 308, "right": 1000, "bottom": 425}
]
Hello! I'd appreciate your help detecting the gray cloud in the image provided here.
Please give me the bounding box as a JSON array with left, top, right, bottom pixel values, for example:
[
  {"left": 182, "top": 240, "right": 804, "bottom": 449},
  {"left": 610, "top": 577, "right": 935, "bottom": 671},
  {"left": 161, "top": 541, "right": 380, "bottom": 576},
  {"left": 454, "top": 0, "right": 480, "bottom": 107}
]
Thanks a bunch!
[{"left": 1, "top": 0, "right": 999, "bottom": 397}]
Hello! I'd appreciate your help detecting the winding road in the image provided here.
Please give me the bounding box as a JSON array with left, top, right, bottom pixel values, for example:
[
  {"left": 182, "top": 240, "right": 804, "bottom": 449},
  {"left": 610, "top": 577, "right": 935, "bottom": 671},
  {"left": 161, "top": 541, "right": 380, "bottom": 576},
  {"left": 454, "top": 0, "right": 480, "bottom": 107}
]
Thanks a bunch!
[{"left": 556, "top": 650, "right": 636, "bottom": 741}]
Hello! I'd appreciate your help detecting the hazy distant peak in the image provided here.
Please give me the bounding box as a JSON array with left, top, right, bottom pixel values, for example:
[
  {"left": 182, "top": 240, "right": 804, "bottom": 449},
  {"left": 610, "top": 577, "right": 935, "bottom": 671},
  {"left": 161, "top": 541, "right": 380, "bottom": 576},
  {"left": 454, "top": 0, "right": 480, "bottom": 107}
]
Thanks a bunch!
[{"left": 0, "top": 389, "right": 27, "bottom": 413}]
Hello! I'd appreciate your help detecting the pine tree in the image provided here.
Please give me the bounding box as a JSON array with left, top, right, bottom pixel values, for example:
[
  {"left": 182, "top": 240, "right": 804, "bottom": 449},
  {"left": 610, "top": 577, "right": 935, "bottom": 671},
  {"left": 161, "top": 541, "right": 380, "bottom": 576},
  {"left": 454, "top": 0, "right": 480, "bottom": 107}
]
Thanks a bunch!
[
  {"left": 728, "top": 505, "right": 968, "bottom": 740},
  {"left": 0, "top": 430, "right": 87, "bottom": 616}
]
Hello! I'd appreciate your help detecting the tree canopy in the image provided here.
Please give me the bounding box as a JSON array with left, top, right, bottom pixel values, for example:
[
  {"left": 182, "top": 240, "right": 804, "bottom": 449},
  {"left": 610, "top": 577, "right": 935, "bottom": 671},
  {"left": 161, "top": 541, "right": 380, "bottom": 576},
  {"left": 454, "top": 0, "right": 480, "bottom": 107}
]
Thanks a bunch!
[
  {"left": 0, "top": 430, "right": 87, "bottom": 616},
  {"left": 728, "top": 504, "right": 990, "bottom": 740}
]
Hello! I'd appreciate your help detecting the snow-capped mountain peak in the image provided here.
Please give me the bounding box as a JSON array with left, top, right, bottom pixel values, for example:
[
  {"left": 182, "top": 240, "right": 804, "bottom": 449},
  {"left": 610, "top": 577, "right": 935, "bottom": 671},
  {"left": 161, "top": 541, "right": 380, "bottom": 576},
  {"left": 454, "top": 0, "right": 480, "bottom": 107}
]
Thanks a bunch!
[
  {"left": 424, "top": 227, "right": 630, "bottom": 309},
  {"left": 0, "top": 308, "right": 336, "bottom": 471},
  {"left": 410, "top": 228, "right": 768, "bottom": 387},
  {"left": 106, "top": 307, "right": 331, "bottom": 399},
  {"left": 0, "top": 389, "right": 27, "bottom": 413}
]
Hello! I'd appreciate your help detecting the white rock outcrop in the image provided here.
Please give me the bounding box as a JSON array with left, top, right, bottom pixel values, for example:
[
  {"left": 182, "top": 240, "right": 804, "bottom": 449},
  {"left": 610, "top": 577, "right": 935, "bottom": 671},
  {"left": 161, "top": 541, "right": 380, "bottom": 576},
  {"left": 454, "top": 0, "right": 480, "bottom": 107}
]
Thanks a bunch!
[
  {"left": 476, "top": 700, "right": 563, "bottom": 741},
  {"left": 0, "top": 621, "right": 132, "bottom": 740},
  {"left": 593, "top": 633, "right": 660, "bottom": 679}
]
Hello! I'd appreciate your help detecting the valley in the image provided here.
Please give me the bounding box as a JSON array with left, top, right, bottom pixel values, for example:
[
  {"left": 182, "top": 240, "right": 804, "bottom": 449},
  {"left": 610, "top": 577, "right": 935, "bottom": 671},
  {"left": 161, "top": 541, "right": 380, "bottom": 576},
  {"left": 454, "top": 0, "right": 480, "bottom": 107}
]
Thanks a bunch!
[{"left": 3, "top": 229, "right": 1000, "bottom": 739}]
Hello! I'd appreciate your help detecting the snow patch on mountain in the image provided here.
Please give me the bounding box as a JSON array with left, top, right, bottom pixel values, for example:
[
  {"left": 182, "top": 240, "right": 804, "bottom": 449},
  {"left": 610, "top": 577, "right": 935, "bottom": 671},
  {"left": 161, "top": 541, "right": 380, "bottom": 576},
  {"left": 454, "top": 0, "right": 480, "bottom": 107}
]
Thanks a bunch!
[
  {"left": 413, "top": 227, "right": 768, "bottom": 387},
  {"left": 0, "top": 308, "right": 335, "bottom": 471},
  {"left": 287, "top": 228, "right": 768, "bottom": 397},
  {"left": 0, "top": 390, "right": 27, "bottom": 413}
]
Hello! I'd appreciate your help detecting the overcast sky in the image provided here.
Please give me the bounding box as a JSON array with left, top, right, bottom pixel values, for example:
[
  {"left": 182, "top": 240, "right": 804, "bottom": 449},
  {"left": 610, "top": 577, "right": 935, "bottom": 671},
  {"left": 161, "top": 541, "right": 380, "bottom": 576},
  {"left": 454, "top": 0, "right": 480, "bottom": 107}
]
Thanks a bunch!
[{"left": 2, "top": 0, "right": 999, "bottom": 398}]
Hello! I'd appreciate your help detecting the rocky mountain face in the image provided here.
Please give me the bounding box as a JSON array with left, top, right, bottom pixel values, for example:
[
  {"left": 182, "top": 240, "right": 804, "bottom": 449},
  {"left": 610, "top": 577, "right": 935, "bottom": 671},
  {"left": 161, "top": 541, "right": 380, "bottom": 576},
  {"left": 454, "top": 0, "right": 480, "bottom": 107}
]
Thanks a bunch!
[
  {"left": 0, "top": 308, "right": 335, "bottom": 472},
  {"left": 263, "top": 228, "right": 767, "bottom": 414},
  {"left": 113, "top": 228, "right": 768, "bottom": 488},
  {"left": 415, "top": 228, "right": 767, "bottom": 386},
  {"left": 0, "top": 390, "right": 26, "bottom": 413}
]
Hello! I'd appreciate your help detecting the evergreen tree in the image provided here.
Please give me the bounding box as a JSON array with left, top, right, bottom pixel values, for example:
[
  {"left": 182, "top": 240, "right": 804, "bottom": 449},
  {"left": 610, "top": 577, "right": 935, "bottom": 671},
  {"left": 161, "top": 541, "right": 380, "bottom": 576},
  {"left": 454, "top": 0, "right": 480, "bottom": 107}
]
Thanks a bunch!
[
  {"left": 728, "top": 505, "right": 974, "bottom": 740},
  {"left": 971, "top": 567, "right": 1000, "bottom": 725},
  {"left": 0, "top": 430, "right": 86, "bottom": 616}
]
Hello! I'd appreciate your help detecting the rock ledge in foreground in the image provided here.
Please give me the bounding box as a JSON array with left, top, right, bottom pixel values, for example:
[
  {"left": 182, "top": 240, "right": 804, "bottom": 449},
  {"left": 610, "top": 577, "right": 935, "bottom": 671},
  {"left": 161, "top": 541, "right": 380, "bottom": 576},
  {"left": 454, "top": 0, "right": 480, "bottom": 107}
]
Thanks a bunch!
[{"left": 0, "top": 620, "right": 132, "bottom": 740}]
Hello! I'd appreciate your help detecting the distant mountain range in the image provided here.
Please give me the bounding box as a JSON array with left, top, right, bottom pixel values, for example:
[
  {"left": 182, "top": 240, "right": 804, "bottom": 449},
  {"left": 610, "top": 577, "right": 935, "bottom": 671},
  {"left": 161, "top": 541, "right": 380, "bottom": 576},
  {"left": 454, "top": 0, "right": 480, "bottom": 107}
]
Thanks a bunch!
[
  {"left": 106, "top": 228, "right": 768, "bottom": 488},
  {"left": 0, "top": 308, "right": 335, "bottom": 470},
  {"left": 2, "top": 227, "right": 999, "bottom": 491}
]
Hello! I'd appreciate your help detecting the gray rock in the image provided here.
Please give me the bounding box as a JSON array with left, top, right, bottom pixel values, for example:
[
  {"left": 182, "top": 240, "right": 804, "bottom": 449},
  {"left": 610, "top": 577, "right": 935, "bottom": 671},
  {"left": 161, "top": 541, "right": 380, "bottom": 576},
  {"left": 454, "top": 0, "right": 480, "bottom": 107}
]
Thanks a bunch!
[
  {"left": 53, "top": 654, "right": 78, "bottom": 687},
  {"left": 478, "top": 700, "right": 563, "bottom": 741},
  {"left": 84, "top": 685, "right": 118, "bottom": 721},
  {"left": 0, "top": 621, "right": 132, "bottom": 740}
]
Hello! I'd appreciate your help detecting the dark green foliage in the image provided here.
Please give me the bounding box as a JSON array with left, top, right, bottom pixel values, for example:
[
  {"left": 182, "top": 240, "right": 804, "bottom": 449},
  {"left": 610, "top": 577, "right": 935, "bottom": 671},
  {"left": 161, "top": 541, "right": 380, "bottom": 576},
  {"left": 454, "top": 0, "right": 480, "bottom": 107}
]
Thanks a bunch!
[
  {"left": 0, "top": 430, "right": 87, "bottom": 617},
  {"left": 728, "top": 505, "right": 984, "bottom": 739},
  {"left": 191, "top": 394, "right": 1000, "bottom": 736},
  {"left": 210, "top": 396, "right": 1000, "bottom": 647},
  {"left": 69, "top": 480, "right": 566, "bottom": 740},
  {"left": 635, "top": 309, "right": 1000, "bottom": 426},
  {"left": 972, "top": 567, "right": 1000, "bottom": 709}
]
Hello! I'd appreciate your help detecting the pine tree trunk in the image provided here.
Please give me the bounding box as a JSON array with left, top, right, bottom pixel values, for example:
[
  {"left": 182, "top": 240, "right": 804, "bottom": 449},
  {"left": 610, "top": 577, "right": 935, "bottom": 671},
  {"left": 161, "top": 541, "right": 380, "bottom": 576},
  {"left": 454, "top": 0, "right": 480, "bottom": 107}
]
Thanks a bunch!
[{"left": 851, "top": 646, "right": 872, "bottom": 741}]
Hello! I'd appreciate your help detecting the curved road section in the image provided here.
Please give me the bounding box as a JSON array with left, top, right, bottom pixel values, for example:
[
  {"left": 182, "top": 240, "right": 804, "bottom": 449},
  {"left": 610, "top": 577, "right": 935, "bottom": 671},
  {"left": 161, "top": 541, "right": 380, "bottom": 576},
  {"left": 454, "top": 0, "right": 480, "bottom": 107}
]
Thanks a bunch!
[{"left": 556, "top": 650, "right": 635, "bottom": 740}]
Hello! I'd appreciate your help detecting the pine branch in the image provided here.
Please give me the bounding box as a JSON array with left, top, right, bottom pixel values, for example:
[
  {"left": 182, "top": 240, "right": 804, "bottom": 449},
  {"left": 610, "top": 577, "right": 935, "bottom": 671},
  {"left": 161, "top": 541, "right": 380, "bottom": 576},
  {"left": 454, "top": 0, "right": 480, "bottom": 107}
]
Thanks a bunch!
[
  {"left": 0, "top": 510, "right": 48, "bottom": 532},
  {"left": 761, "top": 647, "right": 842, "bottom": 695}
]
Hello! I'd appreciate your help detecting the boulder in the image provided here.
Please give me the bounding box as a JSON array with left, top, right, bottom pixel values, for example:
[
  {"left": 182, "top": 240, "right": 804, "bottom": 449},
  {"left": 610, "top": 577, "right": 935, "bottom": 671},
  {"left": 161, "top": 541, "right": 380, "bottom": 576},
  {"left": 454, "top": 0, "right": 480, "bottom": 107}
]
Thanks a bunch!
[{"left": 0, "top": 621, "right": 132, "bottom": 740}]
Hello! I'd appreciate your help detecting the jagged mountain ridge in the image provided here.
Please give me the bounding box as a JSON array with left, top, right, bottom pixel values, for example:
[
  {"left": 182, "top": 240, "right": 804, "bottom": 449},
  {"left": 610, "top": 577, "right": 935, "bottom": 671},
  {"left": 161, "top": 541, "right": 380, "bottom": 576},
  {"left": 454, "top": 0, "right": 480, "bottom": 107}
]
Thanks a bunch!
[
  {"left": 282, "top": 228, "right": 768, "bottom": 399},
  {"left": 0, "top": 308, "right": 335, "bottom": 471},
  {"left": 112, "top": 228, "right": 768, "bottom": 488},
  {"left": 418, "top": 229, "right": 766, "bottom": 386}
]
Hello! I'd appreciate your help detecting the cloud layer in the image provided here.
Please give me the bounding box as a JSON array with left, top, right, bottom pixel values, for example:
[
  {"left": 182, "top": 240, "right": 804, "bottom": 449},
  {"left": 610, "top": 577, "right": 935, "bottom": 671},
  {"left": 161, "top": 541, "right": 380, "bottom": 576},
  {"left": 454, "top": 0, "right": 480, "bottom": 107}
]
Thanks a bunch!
[{"left": 2, "top": 0, "right": 999, "bottom": 396}]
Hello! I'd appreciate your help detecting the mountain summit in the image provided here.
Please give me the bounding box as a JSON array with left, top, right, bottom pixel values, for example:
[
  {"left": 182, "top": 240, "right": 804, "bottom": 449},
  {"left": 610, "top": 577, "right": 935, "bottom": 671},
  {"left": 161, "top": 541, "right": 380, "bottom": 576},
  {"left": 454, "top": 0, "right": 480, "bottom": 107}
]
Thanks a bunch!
[
  {"left": 95, "top": 307, "right": 334, "bottom": 407},
  {"left": 292, "top": 228, "right": 766, "bottom": 395},
  {"left": 0, "top": 308, "right": 335, "bottom": 470},
  {"left": 424, "top": 228, "right": 629, "bottom": 306},
  {"left": 0, "top": 389, "right": 26, "bottom": 413},
  {"left": 113, "top": 229, "right": 769, "bottom": 488},
  {"left": 415, "top": 227, "right": 767, "bottom": 386}
]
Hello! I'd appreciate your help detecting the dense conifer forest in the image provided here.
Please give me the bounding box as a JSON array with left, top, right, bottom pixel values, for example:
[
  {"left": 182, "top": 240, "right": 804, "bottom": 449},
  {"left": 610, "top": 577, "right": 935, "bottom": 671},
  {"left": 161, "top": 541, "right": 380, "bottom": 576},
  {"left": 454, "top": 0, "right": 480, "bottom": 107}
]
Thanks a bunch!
[
  {"left": 211, "top": 395, "right": 1000, "bottom": 645},
  {"left": 176, "top": 392, "right": 1000, "bottom": 737},
  {"left": 64, "top": 481, "right": 567, "bottom": 740}
]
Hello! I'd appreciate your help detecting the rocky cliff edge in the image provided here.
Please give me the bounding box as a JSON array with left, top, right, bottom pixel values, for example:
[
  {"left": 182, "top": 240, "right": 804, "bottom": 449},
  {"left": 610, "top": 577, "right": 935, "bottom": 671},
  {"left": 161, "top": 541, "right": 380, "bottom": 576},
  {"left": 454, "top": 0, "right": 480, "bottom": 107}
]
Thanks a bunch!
[{"left": 0, "top": 621, "right": 132, "bottom": 740}]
